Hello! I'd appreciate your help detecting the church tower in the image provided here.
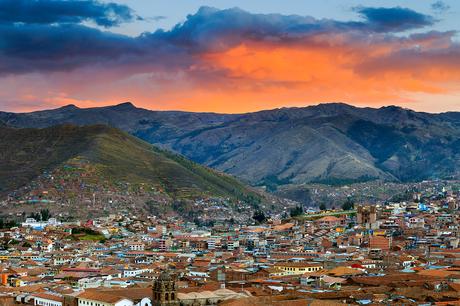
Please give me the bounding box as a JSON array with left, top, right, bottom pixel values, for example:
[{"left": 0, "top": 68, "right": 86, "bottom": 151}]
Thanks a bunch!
[
  {"left": 357, "top": 205, "right": 377, "bottom": 230},
  {"left": 152, "top": 271, "right": 179, "bottom": 306}
]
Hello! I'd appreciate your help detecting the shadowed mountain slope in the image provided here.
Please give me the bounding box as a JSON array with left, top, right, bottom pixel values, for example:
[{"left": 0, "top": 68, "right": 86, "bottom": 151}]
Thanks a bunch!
[{"left": 1, "top": 103, "right": 459, "bottom": 187}]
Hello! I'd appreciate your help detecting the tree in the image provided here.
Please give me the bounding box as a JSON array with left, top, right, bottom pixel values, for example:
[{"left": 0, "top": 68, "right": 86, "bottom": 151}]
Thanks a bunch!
[
  {"left": 341, "top": 198, "right": 354, "bottom": 211},
  {"left": 319, "top": 203, "right": 327, "bottom": 211},
  {"left": 28, "top": 212, "right": 41, "bottom": 221},
  {"left": 290, "top": 206, "right": 303, "bottom": 217},
  {"left": 252, "top": 210, "right": 266, "bottom": 224},
  {"left": 40, "top": 209, "right": 51, "bottom": 221},
  {"left": 193, "top": 218, "right": 202, "bottom": 227},
  {"left": 0, "top": 219, "right": 18, "bottom": 229}
]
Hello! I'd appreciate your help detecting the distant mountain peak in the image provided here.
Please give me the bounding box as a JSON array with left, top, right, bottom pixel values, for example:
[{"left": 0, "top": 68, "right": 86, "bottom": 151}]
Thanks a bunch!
[
  {"left": 314, "top": 102, "right": 357, "bottom": 111},
  {"left": 317, "top": 102, "right": 350, "bottom": 107},
  {"left": 59, "top": 104, "right": 79, "bottom": 110},
  {"left": 380, "top": 105, "right": 405, "bottom": 111},
  {"left": 110, "top": 102, "right": 136, "bottom": 110},
  {"left": 379, "top": 105, "right": 420, "bottom": 114}
]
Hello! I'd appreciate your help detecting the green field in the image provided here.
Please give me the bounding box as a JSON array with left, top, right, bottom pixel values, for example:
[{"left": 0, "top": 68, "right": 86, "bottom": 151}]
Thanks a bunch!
[{"left": 298, "top": 210, "right": 357, "bottom": 220}]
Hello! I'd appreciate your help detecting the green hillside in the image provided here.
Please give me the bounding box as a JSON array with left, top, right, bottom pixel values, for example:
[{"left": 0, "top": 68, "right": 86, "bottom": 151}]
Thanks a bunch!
[{"left": 0, "top": 124, "right": 260, "bottom": 202}]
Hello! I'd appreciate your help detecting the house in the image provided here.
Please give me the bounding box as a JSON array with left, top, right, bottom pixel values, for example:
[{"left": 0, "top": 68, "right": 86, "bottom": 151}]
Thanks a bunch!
[
  {"left": 33, "top": 293, "right": 63, "bottom": 306},
  {"left": 77, "top": 291, "right": 136, "bottom": 306},
  {"left": 314, "top": 216, "right": 345, "bottom": 229},
  {"left": 300, "top": 271, "right": 324, "bottom": 286},
  {"left": 408, "top": 217, "right": 425, "bottom": 229},
  {"left": 321, "top": 275, "right": 346, "bottom": 289},
  {"left": 127, "top": 242, "right": 145, "bottom": 251},
  {"left": 369, "top": 236, "right": 390, "bottom": 251},
  {"left": 326, "top": 266, "right": 365, "bottom": 278},
  {"left": 273, "top": 262, "right": 323, "bottom": 276},
  {"left": 8, "top": 267, "right": 28, "bottom": 277}
]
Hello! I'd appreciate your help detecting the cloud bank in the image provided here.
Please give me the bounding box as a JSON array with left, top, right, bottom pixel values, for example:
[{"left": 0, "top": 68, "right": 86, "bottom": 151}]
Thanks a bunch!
[{"left": 0, "top": 1, "right": 459, "bottom": 112}]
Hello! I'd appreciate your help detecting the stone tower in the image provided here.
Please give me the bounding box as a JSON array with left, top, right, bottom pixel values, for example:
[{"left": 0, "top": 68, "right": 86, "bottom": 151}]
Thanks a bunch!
[
  {"left": 152, "top": 271, "right": 179, "bottom": 306},
  {"left": 357, "top": 205, "right": 377, "bottom": 230}
]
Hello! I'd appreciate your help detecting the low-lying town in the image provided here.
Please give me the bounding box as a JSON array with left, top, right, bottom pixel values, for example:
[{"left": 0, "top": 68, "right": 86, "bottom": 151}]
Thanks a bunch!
[{"left": 0, "top": 184, "right": 459, "bottom": 305}]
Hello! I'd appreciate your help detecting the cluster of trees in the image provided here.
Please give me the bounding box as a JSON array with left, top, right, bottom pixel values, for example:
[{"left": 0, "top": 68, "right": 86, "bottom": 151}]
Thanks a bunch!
[
  {"left": 0, "top": 209, "right": 54, "bottom": 230},
  {"left": 0, "top": 219, "right": 18, "bottom": 229},
  {"left": 289, "top": 206, "right": 303, "bottom": 217},
  {"left": 28, "top": 209, "right": 52, "bottom": 221},
  {"left": 193, "top": 218, "right": 215, "bottom": 227},
  {"left": 71, "top": 227, "right": 100, "bottom": 236},
  {"left": 252, "top": 210, "right": 266, "bottom": 224},
  {"left": 317, "top": 197, "right": 355, "bottom": 212},
  {"left": 241, "top": 193, "right": 262, "bottom": 207},
  {"left": 341, "top": 197, "right": 354, "bottom": 211}
]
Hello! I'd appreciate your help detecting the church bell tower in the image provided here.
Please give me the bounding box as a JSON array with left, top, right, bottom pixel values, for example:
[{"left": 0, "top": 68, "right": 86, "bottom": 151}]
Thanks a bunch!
[{"left": 152, "top": 271, "right": 179, "bottom": 306}]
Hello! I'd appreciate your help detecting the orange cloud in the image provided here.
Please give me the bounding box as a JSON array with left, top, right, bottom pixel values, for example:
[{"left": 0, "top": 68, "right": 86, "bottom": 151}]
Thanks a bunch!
[
  {"left": 142, "top": 38, "right": 458, "bottom": 113},
  {"left": 2, "top": 33, "right": 460, "bottom": 113}
]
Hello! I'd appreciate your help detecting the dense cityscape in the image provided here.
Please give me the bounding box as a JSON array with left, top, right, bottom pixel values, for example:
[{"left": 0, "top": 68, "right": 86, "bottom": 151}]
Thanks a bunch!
[
  {"left": 1, "top": 0, "right": 460, "bottom": 305},
  {"left": 0, "top": 181, "right": 459, "bottom": 305}
]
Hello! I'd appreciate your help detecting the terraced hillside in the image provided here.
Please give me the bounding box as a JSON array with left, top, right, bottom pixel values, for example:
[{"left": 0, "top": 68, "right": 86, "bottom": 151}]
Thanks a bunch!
[{"left": 0, "top": 125, "right": 264, "bottom": 219}]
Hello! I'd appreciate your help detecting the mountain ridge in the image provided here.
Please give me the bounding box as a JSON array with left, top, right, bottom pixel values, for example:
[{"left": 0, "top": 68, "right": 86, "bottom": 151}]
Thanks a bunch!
[{"left": 1, "top": 102, "right": 459, "bottom": 189}]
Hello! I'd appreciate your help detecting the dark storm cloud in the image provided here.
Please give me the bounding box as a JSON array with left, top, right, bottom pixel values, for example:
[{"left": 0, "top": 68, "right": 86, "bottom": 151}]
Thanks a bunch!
[
  {"left": 355, "top": 6, "right": 436, "bottom": 32},
  {"left": 0, "top": 0, "right": 137, "bottom": 27},
  {"left": 0, "top": 23, "right": 142, "bottom": 73}
]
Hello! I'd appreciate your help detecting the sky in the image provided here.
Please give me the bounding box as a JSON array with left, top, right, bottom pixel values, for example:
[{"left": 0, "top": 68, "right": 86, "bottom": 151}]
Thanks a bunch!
[{"left": 0, "top": 0, "right": 460, "bottom": 113}]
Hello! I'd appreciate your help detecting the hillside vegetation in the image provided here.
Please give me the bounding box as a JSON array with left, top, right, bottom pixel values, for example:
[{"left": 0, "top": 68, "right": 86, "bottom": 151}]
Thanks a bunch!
[{"left": 0, "top": 124, "right": 260, "bottom": 202}]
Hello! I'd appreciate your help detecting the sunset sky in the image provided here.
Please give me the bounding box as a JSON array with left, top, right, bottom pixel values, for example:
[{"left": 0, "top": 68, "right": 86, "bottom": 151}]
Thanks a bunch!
[{"left": 1, "top": 0, "right": 460, "bottom": 113}]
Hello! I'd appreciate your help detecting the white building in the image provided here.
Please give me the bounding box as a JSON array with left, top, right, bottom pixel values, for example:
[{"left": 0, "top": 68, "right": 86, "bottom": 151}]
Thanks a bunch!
[
  {"left": 77, "top": 291, "right": 152, "bottom": 306},
  {"left": 122, "top": 268, "right": 152, "bottom": 278},
  {"left": 127, "top": 242, "right": 145, "bottom": 251},
  {"left": 22, "top": 218, "right": 62, "bottom": 229},
  {"left": 33, "top": 293, "right": 63, "bottom": 306}
]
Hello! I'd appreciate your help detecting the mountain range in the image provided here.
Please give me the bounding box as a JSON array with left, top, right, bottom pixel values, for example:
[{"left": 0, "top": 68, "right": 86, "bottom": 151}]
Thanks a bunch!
[{"left": 1, "top": 102, "right": 459, "bottom": 191}]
